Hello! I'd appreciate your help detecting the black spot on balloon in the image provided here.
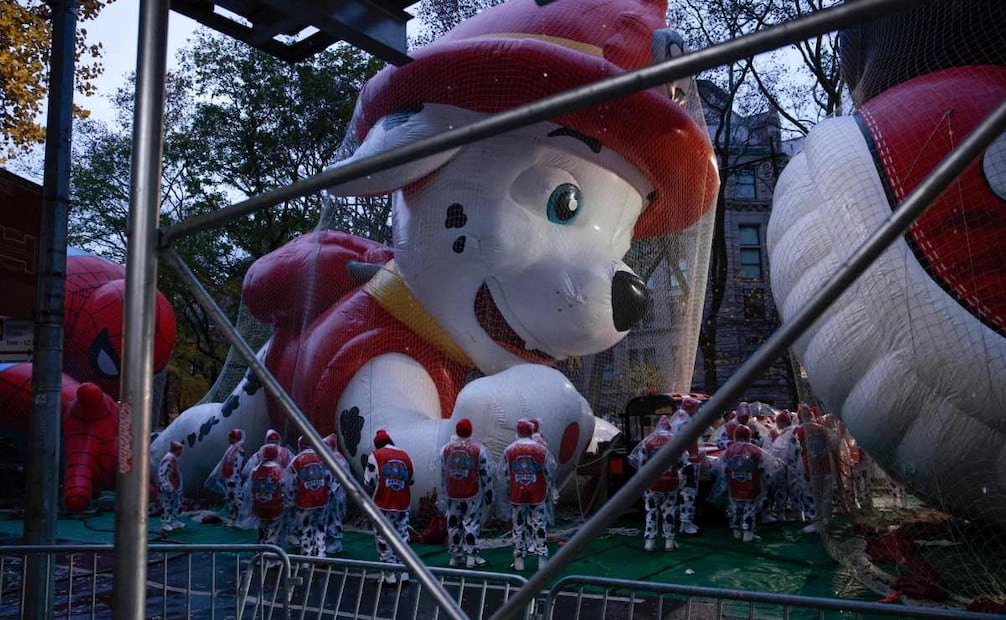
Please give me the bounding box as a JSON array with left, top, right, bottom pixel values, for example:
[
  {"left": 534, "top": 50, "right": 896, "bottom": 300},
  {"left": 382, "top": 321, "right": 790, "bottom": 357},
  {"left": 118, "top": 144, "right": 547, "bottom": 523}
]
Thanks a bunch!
[
  {"left": 340, "top": 406, "right": 364, "bottom": 456},
  {"left": 186, "top": 432, "right": 197, "bottom": 447},
  {"left": 452, "top": 236, "right": 466, "bottom": 253},
  {"left": 382, "top": 104, "right": 423, "bottom": 130},
  {"left": 221, "top": 394, "right": 239, "bottom": 418},
  {"left": 445, "top": 203, "right": 467, "bottom": 228},
  {"left": 243, "top": 370, "right": 263, "bottom": 395},
  {"left": 198, "top": 416, "right": 220, "bottom": 441}
]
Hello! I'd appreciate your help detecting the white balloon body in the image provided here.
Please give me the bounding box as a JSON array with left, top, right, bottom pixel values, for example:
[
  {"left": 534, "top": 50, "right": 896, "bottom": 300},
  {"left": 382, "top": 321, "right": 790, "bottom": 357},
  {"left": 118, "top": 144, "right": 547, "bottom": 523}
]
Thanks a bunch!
[{"left": 767, "top": 116, "right": 1006, "bottom": 522}]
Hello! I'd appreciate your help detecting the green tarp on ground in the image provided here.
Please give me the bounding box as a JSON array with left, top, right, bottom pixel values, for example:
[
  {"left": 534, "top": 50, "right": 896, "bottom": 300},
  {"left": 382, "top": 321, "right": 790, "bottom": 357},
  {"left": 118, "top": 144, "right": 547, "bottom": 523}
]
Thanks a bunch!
[{"left": 0, "top": 504, "right": 873, "bottom": 602}]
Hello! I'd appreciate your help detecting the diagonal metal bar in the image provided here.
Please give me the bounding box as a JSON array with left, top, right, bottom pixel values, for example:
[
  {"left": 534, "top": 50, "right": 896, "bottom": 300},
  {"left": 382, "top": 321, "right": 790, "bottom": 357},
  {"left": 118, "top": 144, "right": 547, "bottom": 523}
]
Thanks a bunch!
[
  {"left": 160, "top": 248, "right": 469, "bottom": 620},
  {"left": 159, "top": 0, "right": 930, "bottom": 247},
  {"left": 491, "top": 97, "right": 1006, "bottom": 620}
]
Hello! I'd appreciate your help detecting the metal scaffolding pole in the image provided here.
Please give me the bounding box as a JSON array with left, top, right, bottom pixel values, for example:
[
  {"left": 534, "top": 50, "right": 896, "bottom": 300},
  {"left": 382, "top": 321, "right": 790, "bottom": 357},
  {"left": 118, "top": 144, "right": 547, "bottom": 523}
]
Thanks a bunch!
[
  {"left": 112, "top": 0, "right": 170, "bottom": 617},
  {"left": 23, "top": 1, "right": 77, "bottom": 618},
  {"left": 492, "top": 97, "right": 1006, "bottom": 620},
  {"left": 160, "top": 0, "right": 926, "bottom": 248},
  {"left": 161, "top": 249, "right": 468, "bottom": 620}
]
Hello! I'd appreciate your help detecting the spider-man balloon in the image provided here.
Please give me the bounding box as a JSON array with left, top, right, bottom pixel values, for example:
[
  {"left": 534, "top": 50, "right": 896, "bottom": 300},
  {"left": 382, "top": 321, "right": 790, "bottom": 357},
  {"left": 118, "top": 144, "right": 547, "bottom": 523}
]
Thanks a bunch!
[{"left": 0, "top": 248, "right": 176, "bottom": 511}]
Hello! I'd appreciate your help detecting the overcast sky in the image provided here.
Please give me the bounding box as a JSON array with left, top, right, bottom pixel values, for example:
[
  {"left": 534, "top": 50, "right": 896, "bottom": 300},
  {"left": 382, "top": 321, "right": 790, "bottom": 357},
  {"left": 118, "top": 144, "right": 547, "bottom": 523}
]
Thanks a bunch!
[{"left": 80, "top": 2, "right": 200, "bottom": 124}]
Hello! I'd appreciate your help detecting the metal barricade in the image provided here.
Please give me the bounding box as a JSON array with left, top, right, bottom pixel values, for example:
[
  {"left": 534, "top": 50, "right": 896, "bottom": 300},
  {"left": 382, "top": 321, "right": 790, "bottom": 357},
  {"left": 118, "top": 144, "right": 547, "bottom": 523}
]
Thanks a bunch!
[
  {"left": 276, "top": 554, "right": 532, "bottom": 620},
  {"left": 0, "top": 543, "right": 291, "bottom": 619},
  {"left": 542, "top": 576, "right": 1004, "bottom": 620}
]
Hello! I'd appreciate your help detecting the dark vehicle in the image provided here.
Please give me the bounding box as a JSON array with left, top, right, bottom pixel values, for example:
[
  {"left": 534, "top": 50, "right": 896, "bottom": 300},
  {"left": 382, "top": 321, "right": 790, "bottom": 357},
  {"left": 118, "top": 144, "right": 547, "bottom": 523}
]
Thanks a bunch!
[{"left": 581, "top": 392, "right": 729, "bottom": 524}]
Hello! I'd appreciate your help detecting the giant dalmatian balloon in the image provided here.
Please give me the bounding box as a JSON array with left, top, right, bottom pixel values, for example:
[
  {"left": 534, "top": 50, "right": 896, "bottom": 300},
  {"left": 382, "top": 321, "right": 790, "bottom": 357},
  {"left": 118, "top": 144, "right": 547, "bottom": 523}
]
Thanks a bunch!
[
  {"left": 151, "top": 0, "right": 718, "bottom": 511},
  {"left": 767, "top": 1, "right": 1006, "bottom": 523}
]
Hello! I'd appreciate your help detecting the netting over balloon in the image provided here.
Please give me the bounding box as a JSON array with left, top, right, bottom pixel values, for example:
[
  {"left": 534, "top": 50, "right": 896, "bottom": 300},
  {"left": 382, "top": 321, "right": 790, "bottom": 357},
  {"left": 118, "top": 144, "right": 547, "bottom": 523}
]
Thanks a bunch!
[
  {"left": 151, "top": 0, "right": 719, "bottom": 533},
  {"left": 768, "top": 0, "right": 1006, "bottom": 609}
]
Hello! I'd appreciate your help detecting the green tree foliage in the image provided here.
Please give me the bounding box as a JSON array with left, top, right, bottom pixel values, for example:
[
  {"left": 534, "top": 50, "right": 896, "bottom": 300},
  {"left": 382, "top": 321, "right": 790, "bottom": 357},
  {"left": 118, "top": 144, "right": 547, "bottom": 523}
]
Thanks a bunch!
[
  {"left": 411, "top": 0, "right": 504, "bottom": 45},
  {"left": 617, "top": 362, "right": 667, "bottom": 398},
  {"left": 69, "top": 32, "right": 385, "bottom": 412},
  {"left": 0, "top": 0, "right": 108, "bottom": 161}
]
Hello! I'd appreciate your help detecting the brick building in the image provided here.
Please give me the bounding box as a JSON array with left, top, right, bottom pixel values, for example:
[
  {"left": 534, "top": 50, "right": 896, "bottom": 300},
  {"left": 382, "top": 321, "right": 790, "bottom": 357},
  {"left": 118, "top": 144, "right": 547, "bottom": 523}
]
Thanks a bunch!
[{"left": 570, "top": 82, "right": 799, "bottom": 418}]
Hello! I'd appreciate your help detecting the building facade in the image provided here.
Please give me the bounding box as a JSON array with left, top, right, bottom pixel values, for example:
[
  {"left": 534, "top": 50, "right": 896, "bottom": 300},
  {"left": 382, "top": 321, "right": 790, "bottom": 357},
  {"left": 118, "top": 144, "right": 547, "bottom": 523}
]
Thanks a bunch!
[{"left": 570, "top": 83, "right": 799, "bottom": 419}]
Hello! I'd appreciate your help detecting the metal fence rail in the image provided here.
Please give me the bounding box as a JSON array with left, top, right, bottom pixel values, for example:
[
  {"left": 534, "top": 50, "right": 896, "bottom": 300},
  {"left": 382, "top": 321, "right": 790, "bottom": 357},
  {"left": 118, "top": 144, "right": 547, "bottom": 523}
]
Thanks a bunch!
[
  {"left": 275, "top": 555, "right": 531, "bottom": 620},
  {"left": 0, "top": 544, "right": 291, "bottom": 619},
  {"left": 543, "top": 576, "right": 1006, "bottom": 620}
]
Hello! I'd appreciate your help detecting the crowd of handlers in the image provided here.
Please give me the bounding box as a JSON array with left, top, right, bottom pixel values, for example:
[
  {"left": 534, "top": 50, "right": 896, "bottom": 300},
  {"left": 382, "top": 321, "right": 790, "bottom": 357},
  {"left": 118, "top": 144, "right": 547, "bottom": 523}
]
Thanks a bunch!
[
  {"left": 629, "top": 397, "right": 891, "bottom": 552},
  {"left": 156, "top": 417, "right": 557, "bottom": 582}
]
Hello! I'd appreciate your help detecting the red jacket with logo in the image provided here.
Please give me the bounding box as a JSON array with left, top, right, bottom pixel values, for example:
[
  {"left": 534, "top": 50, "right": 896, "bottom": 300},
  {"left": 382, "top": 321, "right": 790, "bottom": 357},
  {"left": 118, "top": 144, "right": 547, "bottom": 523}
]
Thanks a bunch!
[
  {"left": 723, "top": 442, "right": 762, "bottom": 501},
  {"left": 372, "top": 446, "right": 414, "bottom": 511},
  {"left": 443, "top": 440, "right": 482, "bottom": 500},
  {"left": 641, "top": 433, "right": 681, "bottom": 493},
  {"left": 289, "top": 450, "right": 330, "bottom": 510},
  {"left": 251, "top": 461, "right": 285, "bottom": 520},
  {"left": 505, "top": 440, "right": 549, "bottom": 505}
]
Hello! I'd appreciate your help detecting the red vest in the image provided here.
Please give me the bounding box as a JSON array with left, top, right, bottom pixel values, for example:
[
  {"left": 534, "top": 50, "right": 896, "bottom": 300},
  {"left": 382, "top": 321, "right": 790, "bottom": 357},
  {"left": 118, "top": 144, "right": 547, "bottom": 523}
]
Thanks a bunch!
[
  {"left": 373, "top": 446, "right": 414, "bottom": 511},
  {"left": 796, "top": 422, "right": 832, "bottom": 478},
  {"left": 505, "top": 441, "right": 548, "bottom": 505},
  {"left": 221, "top": 443, "right": 245, "bottom": 479},
  {"left": 290, "top": 450, "right": 329, "bottom": 509},
  {"left": 642, "top": 434, "right": 680, "bottom": 493},
  {"left": 723, "top": 442, "right": 762, "bottom": 501},
  {"left": 161, "top": 454, "right": 181, "bottom": 492},
  {"left": 251, "top": 462, "right": 285, "bottom": 520},
  {"left": 443, "top": 440, "right": 482, "bottom": 499}
]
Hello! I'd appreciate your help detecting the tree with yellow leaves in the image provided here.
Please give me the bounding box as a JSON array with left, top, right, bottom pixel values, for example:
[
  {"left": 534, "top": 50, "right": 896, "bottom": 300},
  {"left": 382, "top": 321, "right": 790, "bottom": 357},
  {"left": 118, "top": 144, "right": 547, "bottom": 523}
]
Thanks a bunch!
[{"left": 0, "top": 0, "right": 109, "bottom": 161}]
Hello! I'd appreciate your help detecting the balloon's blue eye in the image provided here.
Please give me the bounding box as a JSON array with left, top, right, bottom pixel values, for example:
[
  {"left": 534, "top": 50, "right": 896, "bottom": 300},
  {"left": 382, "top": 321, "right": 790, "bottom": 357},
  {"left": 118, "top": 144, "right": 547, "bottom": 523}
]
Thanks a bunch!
[{"left": 547, "top": 183, "right": 581, "bottom": 225}]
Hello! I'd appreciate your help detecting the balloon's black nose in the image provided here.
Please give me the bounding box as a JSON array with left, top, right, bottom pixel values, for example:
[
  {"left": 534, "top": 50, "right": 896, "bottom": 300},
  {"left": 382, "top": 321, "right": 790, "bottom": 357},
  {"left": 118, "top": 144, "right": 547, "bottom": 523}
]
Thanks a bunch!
[{"left": 612, "top": 271, "right": 649, "bottom": 332}]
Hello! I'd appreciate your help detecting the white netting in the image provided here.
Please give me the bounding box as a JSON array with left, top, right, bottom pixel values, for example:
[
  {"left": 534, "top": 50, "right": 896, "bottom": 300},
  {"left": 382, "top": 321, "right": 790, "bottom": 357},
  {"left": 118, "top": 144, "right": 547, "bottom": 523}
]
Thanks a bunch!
[{"left": 767, "top": 0, "right": 1006, "bottom": 610}]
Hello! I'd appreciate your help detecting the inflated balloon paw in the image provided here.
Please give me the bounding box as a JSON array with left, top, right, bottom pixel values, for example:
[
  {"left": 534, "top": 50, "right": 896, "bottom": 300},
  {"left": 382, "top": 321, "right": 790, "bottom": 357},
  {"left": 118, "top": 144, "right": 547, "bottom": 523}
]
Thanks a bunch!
[{"left": 151, "top": 0, "right": 718, "bottom": 512}]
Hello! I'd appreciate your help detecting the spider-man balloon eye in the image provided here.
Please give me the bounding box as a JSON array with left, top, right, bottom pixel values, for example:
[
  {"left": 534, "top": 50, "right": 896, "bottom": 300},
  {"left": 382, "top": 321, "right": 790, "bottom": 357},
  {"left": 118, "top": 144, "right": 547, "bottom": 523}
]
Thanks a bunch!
[{"left": 89, "top": 329, "right": 120, "bottom": 379}]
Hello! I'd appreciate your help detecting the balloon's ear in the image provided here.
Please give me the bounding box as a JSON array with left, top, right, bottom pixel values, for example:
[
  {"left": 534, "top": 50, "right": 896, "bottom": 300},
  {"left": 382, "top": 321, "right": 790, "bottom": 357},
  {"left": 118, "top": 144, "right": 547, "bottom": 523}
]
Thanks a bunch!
[{"left": 326, "top": 103, "right": 471, "bottom": 197}]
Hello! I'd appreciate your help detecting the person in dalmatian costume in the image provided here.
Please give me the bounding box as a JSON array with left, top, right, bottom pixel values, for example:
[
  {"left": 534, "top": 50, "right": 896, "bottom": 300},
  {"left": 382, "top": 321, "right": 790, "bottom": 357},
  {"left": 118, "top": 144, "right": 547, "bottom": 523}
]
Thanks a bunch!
[
  {"left": 242, "top": 429, "right": 296, "bottom": 540},
  {"left": 668, "top": 396, "right": 704, "bottom": 535},
  {"left": 284, "top": 436, "right": 334, "bottom": 557},
  {"left": 628, "top": 415, "right": 690, "bottom": 552},
  {"left": 242, "top": 428, "right": 293, "bottom": 477},
  {"left": 765, "top": 410, "right": 802, "bottom": 522},
  {"left": 246, "top": 444, "right": 286, "bottom": 547},
  {"left": 148, "top": 0, "right": 719, "bottom": 521},
  {"left": 364, "top": 429, "right": 415, "bottom": 584},
  {"left": 793, "top": 405, "right": 835, "bottom": 533},
  {"left": 438, "top": 418, "right": 494, "bottom": 568},
  {"left": 717, "top": 401, "right": 768, "bottom": 450},
  {"left": 716, "top": 402, "right": 747, "bottom": 450},
  {"left": 157, "top": 441, "right": 186, "bottom": 533},
  {"left": 205, "top": 429, "right": 248, "bottom": 527},
  {"left": 723, "top": 425, "right": 770, "bottom": 543},
  {"left": 321, "top": 434, "right": 349, "bottom": 555},
  {"left": 499, "top": 419, "right": 556, "bottom": 572}
]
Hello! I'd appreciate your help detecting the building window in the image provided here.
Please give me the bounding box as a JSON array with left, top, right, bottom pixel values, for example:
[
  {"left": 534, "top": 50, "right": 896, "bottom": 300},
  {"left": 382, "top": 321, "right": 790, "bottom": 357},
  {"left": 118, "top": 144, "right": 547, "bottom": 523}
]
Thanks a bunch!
[
  {"left": 668, "top": 258, "right": 688, "bottom": 289},
  {"left": 643, "top": 347, "right": 657, "bottom": 365},
  {"left": 602, "top": 354, "right": 615, "bottom": 382},
  {"left": 739, "top": 224, "right": 763, "bottom": 279},
  {"left": 735, "top": 170, "right": 757, "bottom": 199}
]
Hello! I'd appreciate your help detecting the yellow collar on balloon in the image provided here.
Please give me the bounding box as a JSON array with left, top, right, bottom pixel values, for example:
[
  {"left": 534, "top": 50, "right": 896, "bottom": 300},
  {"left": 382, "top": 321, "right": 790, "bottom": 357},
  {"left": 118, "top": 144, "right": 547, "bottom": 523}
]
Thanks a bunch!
[{"left": 365, "top": 260, "right": 475, "bottom": 368}]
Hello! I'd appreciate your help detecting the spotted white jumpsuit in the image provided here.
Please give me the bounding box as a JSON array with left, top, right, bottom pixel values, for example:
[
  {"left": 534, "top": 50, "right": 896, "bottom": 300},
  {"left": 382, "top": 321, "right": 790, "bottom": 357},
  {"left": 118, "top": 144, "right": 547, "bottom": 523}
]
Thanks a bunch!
[
  {"left": 439, "top": 436, "right": 494, "bottom": 563},
  {"left": 628, "top": 417, "right": 690, "bottom": 548},
  {"left": 157, "top": 452, "right": 183, "bottom": 530}
]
